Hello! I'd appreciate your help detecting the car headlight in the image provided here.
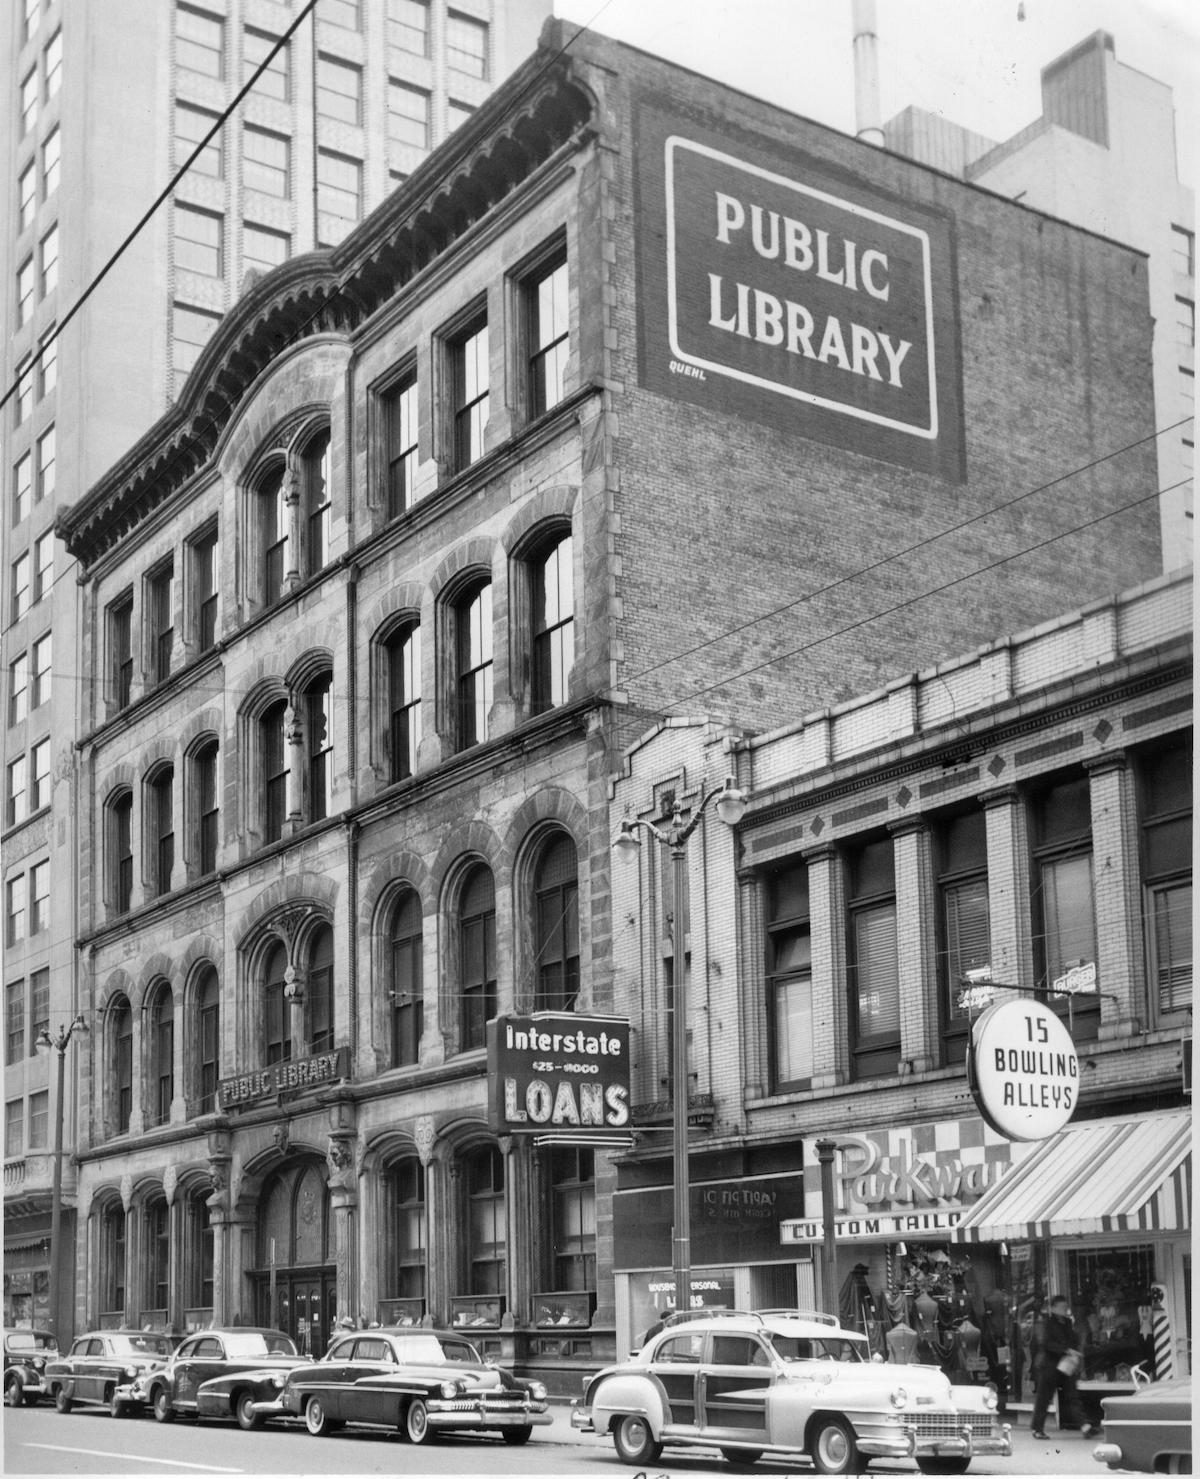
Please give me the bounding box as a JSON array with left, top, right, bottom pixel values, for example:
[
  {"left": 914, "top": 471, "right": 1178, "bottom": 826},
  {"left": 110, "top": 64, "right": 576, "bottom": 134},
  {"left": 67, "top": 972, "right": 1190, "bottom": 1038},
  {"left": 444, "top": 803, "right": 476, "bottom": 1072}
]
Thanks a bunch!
[
  {"left": 125, "top": 1365, "right": 139, "bottom": 1378},
  {"left": 528, "top": 1381, "right": 547, "bottom": 1402},
  {"left": 982, "top": 1384, "right": 999, "bottom": 1411},
  {"left": 889, "top": 1385, "right": 909, "bottom": 1410},
  {"left": 439, "top": 1379, "right": 463, "bottom": 1399},
  {"left": 270, "top": 1374, "right": 287, "bottom": 1389}
]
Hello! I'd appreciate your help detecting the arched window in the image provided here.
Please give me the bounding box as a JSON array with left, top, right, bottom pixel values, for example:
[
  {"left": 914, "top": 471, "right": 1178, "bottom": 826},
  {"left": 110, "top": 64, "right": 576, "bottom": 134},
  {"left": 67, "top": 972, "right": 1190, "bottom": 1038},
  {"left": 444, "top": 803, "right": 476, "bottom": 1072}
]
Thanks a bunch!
[
  {"left": 149, "top": 982, "right": 174, "bottom": 1126},
  {"left": 301, "top": 428, "right": 331, "bottom": 575},
  {"left": 259, "top": 464, "right": 287, "bottom": 604},
  {"left": 534, "top": 833, "right": 579, "bottom": 1011},
  {"left": 390, "top": 890, "right": 423, "bottom": 1067},
  {"left": 263, "top": 940, "right": 290, "bottom": 1065},
  {"left": 112, "top": 995, "right": 133, "bottom": 1132},
  {"left": 193, "top": 740, "right": 219, "bottom": 876},
  {"left": 302, "top": 673, "right": 332, "bottom": 823},
  {"left": 458, "top": 865, "right": 496, "bottom": 1052},
  {"left": 261, "top": 698, "right": 288, "bottom": 844},
  {"left": 260, "top": 1160, "right": 331, "bottom": 1268},
  {"left": 531, "top": 533, "right": 573, "bottom": 714},
  {"left": 111, "top": 789, "right": 134, "bottom": 914},
  {"left": 147, "top": 1195, "right": 170, "bottom": 1313},
  {"left": 101, "top": 1204, "right": 126, "bottom": 1319},
  {"left": 454, "top": 580, "right": 492, "bottom": 750},
  {"left": 387, "top": 1157, "right": 426, "bottom": 1304},
  {"left": 386, "top": 623, "right": 421, "bottom": 782},
  {"left": 184, "top": 1190, "right": 214, "bottom": 1314},
  {"left": 463, "top": 1145, "right": 504, "bottom": 1295},
  {"left": 195, "top": 966, "right": 220, "bottom": 1113},
  {"left": 307, "top": 924, "right": 334, "bottom": 1054},
  {"left": 148, "top": 765, "right": 175, "bottom": 899}
]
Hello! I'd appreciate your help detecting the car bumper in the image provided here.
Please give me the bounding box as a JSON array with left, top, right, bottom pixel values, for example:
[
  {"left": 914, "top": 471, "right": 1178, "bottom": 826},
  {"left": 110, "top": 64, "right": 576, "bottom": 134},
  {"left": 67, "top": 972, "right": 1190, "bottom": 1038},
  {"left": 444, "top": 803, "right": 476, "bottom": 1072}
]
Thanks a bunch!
[
  {"left": 247, "top": 1395, "right": 289, "bottom": 1418},
  {"left": 858, "top": 1421, "right": 1012, "bottom": 1462},
  {"left": 112, "top": 1383, "right": 148, "bottom": 1406},
  {"left": 571, "top": 1406, "right": 595, "bottom": 1432},
  {"left": 426, "top": 1402, "right": 551, "bottom": 1430}
]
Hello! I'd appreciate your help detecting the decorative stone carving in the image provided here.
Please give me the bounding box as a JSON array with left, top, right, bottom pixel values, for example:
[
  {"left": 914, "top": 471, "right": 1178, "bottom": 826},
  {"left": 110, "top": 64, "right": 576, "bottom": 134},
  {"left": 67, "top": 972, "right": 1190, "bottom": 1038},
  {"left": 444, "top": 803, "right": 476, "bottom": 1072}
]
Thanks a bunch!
[
  {"left": 163, "top": 1165, "right": 177, "bottom": 1204},
  {"left": 273, "top": 1122, "right": 290, "bottom": 1157},
  {"left": 120, "top": 1173, "right": 133, "bottom": 1211},
  {"left": 414, "top": 1116, "right": 436, "bottom": 1166},
  {"left": 327, "top": 1136, "right": 354, "bottom": 1184}
]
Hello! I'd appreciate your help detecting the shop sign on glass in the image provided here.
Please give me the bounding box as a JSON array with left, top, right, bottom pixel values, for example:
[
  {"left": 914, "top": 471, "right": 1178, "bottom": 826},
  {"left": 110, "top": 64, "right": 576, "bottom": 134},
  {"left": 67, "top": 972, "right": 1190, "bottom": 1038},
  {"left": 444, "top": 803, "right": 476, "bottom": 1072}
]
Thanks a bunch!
[
  {"left": 487, "top": 1012, "right": 630, "bottom": 1138},
  {"left": 968, "top": 997, "right": 1080, "bottom": 1141},
  {"left": 635, "top": 101, "right": 965, "bottom": 480}
]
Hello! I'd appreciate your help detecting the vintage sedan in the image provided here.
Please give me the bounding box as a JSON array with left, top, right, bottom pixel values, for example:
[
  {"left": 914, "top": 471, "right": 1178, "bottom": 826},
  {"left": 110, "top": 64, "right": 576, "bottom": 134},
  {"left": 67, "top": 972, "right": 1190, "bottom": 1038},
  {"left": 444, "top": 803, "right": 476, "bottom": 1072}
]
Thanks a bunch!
[
  {"left": 241, "top": 1326, "right": 551, "bottom": 1444},
  {"left": 45, "top": 1330, "right": 175, "bottom": 1416},
  {"left": 572, "top": 1309, "right": 1012, "bottom": 1475},
  {"left": 120, "top": 1327, "right": 300, "bottom": 1425},
  {"left": 1093, "top": 1375, "right": 1191, "bottom": 1475},
  {"left": 4, "top": 1328, "right": 59, "bottom": 1406}
]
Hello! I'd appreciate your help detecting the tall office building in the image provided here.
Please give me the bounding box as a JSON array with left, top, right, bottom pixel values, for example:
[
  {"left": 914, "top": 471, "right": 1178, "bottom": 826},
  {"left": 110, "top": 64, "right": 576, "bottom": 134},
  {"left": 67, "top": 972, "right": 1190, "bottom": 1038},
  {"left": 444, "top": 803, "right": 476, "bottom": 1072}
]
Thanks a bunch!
[
  {"left": 1, "top": 0, "right": 549, "bottom": 1333},
  {"left": 886, "top": 30, "right": 1195, "bottom": 572}
]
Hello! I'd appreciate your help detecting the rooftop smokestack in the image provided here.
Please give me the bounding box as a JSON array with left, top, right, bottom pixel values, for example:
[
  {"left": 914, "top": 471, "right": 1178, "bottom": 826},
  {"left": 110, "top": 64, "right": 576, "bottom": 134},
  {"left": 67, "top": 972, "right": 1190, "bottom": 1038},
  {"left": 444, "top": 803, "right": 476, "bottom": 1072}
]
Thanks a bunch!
[{"left": 853, "top": 0, "right": 884, "bottom": 146}]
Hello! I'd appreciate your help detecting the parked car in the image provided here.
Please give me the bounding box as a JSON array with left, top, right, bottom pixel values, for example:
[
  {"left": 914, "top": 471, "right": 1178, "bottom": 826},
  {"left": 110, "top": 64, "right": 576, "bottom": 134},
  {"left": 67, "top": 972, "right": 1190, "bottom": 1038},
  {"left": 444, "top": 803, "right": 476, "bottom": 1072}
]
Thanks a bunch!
[
  {"left": 4, "top": 1328, "right": 59, "bottom": 1407},
  {"left": 571, "top": 1309, "right": 1012, "bottom": 1475},
  {"left": 119, "top": 1327, "right": 300, "bottom": 1425},
  {"left": 1093, "top": 1375, "right": 1191, "bottom": 1475},
  {"left": 234, "top": 1326, "right": 551, "bottom": 1444},
  {"left": 45, "top": 1330, "right": 175, "bottom": 1417}
]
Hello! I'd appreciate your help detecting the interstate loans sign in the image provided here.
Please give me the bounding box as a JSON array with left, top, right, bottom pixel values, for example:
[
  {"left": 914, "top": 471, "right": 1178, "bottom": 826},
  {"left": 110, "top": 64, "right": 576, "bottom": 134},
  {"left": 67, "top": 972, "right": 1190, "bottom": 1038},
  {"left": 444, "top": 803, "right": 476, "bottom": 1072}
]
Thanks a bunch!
[
  {"left": 635, "top": 99, "right": 965, "bottom": 480},
  {"left": 487, "top": 1013, "right": 631, "bottom": 1139}
]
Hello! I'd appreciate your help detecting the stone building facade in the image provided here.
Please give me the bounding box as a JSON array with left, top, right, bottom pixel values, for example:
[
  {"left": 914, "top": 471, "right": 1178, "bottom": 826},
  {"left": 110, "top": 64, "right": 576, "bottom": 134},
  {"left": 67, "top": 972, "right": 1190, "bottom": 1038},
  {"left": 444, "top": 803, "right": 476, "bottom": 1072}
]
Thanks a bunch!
[{"left": 52, "top": 21, "right": 1162, "bottom": 1380}]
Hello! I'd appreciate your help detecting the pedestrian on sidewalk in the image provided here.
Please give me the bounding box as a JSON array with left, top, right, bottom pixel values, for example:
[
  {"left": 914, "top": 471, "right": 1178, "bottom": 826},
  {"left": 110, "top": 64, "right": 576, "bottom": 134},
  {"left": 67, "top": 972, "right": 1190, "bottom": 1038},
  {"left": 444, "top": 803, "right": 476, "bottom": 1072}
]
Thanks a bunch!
[{"left": 1031, "top": 1295, "right": 1098, "bottom": 1440}]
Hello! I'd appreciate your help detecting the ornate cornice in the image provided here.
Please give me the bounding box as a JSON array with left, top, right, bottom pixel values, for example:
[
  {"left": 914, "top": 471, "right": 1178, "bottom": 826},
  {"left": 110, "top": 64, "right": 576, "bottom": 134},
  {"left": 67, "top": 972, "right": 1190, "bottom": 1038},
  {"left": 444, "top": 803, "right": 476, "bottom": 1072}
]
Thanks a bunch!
[{"left": 57, "top": 42, "right": 594, "bottom": 570}]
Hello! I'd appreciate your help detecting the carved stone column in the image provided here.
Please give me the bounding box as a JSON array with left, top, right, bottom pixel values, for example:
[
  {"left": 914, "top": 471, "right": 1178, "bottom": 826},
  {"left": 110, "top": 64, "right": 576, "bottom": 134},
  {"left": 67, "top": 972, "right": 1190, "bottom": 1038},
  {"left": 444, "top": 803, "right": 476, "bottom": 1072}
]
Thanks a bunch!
[
  {"left": 282, "top": 463, "right": 302, "bottom": 592},
  {"left": 500, "top": 1136, "right": 533, "bottom": 1329},
  {"left": 284, "top": 702, "right": 304, "bottom": 833},
  {"left": 327, "top": 1134, "right": 359, "bottom": 1326}
]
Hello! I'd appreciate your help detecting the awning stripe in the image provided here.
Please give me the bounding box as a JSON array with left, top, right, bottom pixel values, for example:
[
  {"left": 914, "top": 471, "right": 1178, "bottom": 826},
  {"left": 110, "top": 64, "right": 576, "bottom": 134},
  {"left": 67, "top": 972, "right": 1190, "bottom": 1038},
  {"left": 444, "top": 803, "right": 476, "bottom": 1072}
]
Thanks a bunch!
[{"left": 954, "top": 1111, "right": 1190, "bottom": 1244}]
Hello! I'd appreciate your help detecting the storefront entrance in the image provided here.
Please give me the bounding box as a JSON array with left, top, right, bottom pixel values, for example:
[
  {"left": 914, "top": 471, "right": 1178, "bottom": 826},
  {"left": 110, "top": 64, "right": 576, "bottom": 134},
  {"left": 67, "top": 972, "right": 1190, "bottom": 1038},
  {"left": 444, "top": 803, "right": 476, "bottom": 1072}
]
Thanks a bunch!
[
  {"left": 253, "top": 1269, "right": 337, "bottom": 1356},
  {"left": 251, "top": 1155, "right": 335, "bottom": 1355}
]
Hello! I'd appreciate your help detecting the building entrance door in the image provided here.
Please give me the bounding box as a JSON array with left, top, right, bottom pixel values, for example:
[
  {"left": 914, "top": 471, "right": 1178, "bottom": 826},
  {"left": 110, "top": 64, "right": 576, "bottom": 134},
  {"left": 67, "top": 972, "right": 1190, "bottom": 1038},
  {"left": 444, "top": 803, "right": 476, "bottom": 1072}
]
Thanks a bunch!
[{"left": 256, "top": 1269, "right": 337, "bottom": 1356}]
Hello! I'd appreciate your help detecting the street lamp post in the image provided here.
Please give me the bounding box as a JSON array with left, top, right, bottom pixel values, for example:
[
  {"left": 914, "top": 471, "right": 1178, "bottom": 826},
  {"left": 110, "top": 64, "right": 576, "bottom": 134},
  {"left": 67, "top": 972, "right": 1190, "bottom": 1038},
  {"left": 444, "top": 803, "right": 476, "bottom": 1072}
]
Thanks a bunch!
[
  {"left": 614, "top": 776, "right": 747, "bottom": 1319},
  {"left": 36, "top": 1015, "right": 88, "bottom": 1337}
]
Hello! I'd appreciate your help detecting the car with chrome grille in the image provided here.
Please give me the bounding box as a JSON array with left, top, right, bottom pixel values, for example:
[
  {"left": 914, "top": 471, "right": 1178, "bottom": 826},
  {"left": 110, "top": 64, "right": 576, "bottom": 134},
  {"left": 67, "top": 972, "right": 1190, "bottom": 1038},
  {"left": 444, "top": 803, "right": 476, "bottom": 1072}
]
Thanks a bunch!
[
  {"left": 571, "top": 1309, "right": 1012, "bottom": 1475},
  {"left": 44, "top": 1330, "right": 175, "bottom": 1417},
  {"left": 4, "top": 1328, "right": 59, "bottom": 1407},
  {"left": 237, "top": 1326, "right": 551, "bottom": 1445},
  {"left": 120, "top": 1327, "right": 301, "bottom": 1426}
]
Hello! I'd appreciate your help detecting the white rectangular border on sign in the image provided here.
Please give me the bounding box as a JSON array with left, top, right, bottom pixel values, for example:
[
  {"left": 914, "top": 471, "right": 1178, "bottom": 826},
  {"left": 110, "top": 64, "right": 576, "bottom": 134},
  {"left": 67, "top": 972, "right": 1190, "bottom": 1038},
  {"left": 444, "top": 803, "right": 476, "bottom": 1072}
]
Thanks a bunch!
[{"left": 665, "top": 136, "right": 939, "bottom": 440}]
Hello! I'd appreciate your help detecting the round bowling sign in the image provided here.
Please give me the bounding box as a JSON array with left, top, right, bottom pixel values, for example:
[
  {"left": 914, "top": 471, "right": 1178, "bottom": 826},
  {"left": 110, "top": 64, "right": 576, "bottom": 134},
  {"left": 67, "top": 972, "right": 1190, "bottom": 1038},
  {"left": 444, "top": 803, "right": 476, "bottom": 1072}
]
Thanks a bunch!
[{"left": 967, "top": 997, "right": 1080, "bottom": 1142}]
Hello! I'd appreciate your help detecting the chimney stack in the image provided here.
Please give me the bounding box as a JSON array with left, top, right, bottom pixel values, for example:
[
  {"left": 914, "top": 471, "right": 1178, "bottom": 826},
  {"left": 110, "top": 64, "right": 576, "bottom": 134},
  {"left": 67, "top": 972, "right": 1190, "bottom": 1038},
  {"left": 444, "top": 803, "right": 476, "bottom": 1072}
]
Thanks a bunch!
[{"left": 852, "top": 0, "right": 884, "bottom": 146}]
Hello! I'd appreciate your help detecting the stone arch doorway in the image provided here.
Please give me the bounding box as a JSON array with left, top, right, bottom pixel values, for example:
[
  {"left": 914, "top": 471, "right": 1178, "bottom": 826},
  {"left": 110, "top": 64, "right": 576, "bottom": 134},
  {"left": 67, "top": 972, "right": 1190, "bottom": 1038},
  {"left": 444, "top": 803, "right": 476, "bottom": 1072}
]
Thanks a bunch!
[{"left": 249, "top": 1157, "right": 335, "bottom": 1355}]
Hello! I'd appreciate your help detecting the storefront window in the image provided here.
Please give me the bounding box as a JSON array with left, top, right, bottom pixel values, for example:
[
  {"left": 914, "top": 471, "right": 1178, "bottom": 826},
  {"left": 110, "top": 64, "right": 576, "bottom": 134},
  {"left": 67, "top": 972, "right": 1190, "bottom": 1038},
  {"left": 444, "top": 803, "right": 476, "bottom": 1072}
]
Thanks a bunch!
[{"left": 1066, "top": 1244, "right": 1157, "bottom": 1381}]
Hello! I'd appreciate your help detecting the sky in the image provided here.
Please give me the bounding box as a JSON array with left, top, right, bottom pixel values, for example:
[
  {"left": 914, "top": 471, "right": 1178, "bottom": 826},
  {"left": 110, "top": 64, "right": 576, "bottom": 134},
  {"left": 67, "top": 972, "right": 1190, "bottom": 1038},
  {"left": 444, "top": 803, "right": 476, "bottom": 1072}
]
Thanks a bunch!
[{"left": 552, "top": 0, "right": 1199, "bottom": 189}]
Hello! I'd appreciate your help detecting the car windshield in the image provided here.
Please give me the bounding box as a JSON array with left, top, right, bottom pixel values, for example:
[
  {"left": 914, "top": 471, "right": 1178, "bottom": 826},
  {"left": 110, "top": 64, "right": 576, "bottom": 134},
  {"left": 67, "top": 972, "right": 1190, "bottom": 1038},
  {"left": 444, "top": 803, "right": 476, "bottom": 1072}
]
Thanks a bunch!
[
  {"left": 767, "top": 1333, "right": 868, "bottom": 1363},
  {"left": 109, "top": 1335, "right": 173, "bottom": 1357},
  {"left": 223, "top": 1333, "right": 298, "bottom": 1358},
  {"left": 7, "top": 1332, "right": 57, "bottom": 1353}
]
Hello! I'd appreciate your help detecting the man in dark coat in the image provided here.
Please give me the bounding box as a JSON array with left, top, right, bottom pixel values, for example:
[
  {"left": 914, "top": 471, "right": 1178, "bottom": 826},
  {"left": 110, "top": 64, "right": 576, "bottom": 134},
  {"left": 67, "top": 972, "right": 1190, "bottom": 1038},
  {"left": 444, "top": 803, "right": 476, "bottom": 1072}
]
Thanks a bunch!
[{"left": 1031, "top": 1295, "right": 1098, "bottom": 1440}]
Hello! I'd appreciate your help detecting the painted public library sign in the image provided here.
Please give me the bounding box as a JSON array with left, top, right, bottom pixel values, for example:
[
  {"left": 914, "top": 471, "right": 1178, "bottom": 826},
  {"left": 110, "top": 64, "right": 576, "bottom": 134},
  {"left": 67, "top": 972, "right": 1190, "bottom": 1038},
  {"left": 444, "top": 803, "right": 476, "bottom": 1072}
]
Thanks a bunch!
[
  {"left": 635, "top": 99, "right": 965, "bottom": 480},
  {"left": 219, "top": 1048, "right": 348, "bottom": 1109}
]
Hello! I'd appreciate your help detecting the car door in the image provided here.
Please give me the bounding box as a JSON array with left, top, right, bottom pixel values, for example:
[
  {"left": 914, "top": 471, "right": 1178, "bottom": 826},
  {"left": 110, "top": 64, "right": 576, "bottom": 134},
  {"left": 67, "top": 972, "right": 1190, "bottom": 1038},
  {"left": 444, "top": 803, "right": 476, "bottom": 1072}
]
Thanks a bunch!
[
  {"left": 173, "top": 1336, "right": 224, "bottom": 1410},
  {"left": 340, "top": 1338, "right": 397, "bottom": 1425},
  {"left": 649, "top": 1332, "right": 703, "bottom": 1429},
  {"left": 699, "top": 1333, "right": 774, "bottom": 1444},
  {"left": 77, "top": 1338, "right": 108, "bottom": 1402}
]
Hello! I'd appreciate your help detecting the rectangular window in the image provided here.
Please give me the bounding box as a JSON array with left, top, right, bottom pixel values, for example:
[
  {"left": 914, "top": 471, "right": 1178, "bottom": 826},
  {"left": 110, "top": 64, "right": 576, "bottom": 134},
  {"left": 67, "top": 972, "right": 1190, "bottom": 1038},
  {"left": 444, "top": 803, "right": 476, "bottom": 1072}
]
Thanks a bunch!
[
  {"left": 388, "top": 0, "right": 429, "bottom": 57},
  {"left": 1139, "top": 736, "right": 1192, "bottom": 1018},
  {"left": 23, "top": 0, "right": 39, "bottom": 43},
  {"left": 456, "top": 583, "right": 492, "bottom": 749},
  {"left": 243, "top": 222, "right": 290, "bottom": 276},
  {"left": 17, "top": 258, "right": 35, "bottom": 327},
  {"left": 317, "top": 55, "right": 361, "bottom": 124},
  {"left": 323, "top": 0, "right": 360, "bottom": 28},
  {"left": 173, "top": 302, "right": 222, "bottom": 378},
  {"left": 306, "top": 679, "right": 332, "bottom": 823},
  {"left": 938, "top": 810, "right": 990, "bottom": 1064},
  {"left": 763, "top": 863, "right": 813, "bottom": 1089},
  {"left": 527, "top": 254, "right": 569, "bottom": 418},
  {"left": 30, "top": 968, "right": 48, "bottom": 1046},
  {"left": 263, "top": 706, "right": 288, "bottom": 844},
  {"left": 846, "top": 838, "right": 899, "bottom": 1080},
  {"left": 34, "top": 531, "right": 54, "bottom": 603},
  {"left": 42, "top": 127, "right": 60, "bottom": 197},
  {"left": 388, "top": 626, "right": 421, "bottom": 782},
  {"left": 191, "top": 527, "right": 219, "bottom": 652},
  {"left": 388, "top": 80, "right": 429, "bottom": 151},
  {"left": 114, "top": 794, "right": 133, "bottom": 914},
  {"left": 7, "top": 876, "right": 27, "bottom": 947},
  {"left": 9, "top": 654, "right": 29, "bottom": 726},
  {"left": 447, "top": 12, "right": 488, "bottom": 78},
  {"left": 7, "top": 757, "right": 27, "bottom": 827},
  {"left": 5, "top": 981, "right": 24, "bottom": 1064},
  {"left": 36, "top": 424, "right": 55, "bottom": 501},
  {"left": 531, "top": 535, "right": 573, "bottom": 713},
  {"left": 30, "top": 738, "right": 49, "bottom": 811},
  {"left": 1032, "top": 774, "right": 1100, "bottom": 1039},
  {"left": 40, "top": 223, "right": 58, "bottom": 297},
  {"left": 385, "top": 374, "right": 419, "bottom": 517},
  {"left": 1178, "top": 296, "right": 1195, "bottom": 352},
  {"left": 175, "top": 102, "right": 223, "bottom": 177},
  {"left": 197, "top": 745, "right": 218, "bottom": 875},
  {"left": 28, "top": 1089, "right": 48, "bottom": 1150},
  {"left": 243, "top": 27, "right": 288, "bottom": 101},
  {"left": 4, "top": 1100, "right": 20, "bottom": 1157},
  {"left": 447, "top": 100, "right": 474, "bottom": 133},
  {"left": 1173, "top": 225, "right": 1196, "bottom": 279},
  {"left": 31, "top": 633, "right": 50, "bottom": 708},
  {"left": 317, "top": 150, "right": 361, "bottom": 242},
  {"left": 21, "top": 69, "right": 38, "bottom": 136},
  {"left": 199, "top": 981, "right": 219, "bottom": 1112},
  {"left": 43, "top": 29, "right": 61, "bottom": 97},
  {"left": 19, "top": 162, "right": 36, "bottom": 232},
  {"left": 152, "top": 772, "right": 174, "bottom": 897},
  {"left": 148, "top": 560, "right": 175, "bottom": 686},
  {"left": 177, "top": 4, "right": 224, "bottom": 79},
  {"left": 15, "top": 357, "right": 34, "bottom": 427},
  {"left": 14, "top": 453, "right": 32, "bottom": 525},
  {"left": 12, "top": 552, "right": 31, "bottom": 622},
  {"left": 175, "top": 205, "right": 223, "bottom": 277},
  {"left": 451, "top": 314, "right": 489, "bottom": 471},
  {"left": 38, "top": 328, "right": 56, "bottom": 397},
  {"left": 109, "top": 594, "right": 133, "bottom": 711},
  {"left": 29, "top": 860, "right": 48, "bottom": 935},
  {"left": 244, "top": 125, "right": 289, "bottom": 198}
]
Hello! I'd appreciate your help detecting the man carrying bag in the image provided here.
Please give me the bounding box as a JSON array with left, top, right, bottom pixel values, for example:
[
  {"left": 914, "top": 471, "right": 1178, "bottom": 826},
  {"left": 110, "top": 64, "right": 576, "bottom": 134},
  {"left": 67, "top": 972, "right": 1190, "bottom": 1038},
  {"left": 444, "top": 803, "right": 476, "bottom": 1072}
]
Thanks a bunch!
[{"left": 1031, "top": 1294, "right": 1098, "bottom": 1440}]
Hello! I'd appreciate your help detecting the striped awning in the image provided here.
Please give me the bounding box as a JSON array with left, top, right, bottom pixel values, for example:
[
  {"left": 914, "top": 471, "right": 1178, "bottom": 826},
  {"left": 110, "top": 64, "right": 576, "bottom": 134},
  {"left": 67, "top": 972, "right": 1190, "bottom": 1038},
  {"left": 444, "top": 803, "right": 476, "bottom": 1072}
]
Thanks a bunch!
[{"left": 954, "top": 1110, "right": 1191, "bottom": 1243}]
